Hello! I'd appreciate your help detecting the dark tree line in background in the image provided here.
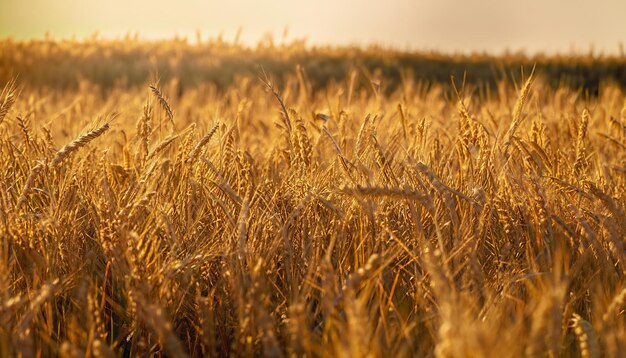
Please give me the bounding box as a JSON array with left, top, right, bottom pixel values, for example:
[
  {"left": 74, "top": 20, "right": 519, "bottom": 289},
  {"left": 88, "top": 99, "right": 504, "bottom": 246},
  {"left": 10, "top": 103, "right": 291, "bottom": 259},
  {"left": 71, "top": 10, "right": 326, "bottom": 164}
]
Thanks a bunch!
[{"left": 1, "top": 38, "right": 624, "bottom": 95}]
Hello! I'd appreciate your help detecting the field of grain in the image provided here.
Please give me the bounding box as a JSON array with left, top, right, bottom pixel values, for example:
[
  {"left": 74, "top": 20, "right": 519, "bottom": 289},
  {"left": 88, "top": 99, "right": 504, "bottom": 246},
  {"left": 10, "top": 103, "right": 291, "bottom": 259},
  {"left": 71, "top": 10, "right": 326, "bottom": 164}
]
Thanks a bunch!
[{"left": 1, "top": 41, "right": 625, "bottom": 357}]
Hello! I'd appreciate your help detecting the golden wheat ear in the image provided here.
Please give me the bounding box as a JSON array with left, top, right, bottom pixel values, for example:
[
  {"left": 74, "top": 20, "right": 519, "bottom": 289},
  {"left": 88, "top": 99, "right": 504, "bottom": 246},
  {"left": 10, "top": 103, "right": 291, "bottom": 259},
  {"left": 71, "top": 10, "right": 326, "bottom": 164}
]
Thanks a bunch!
[
  {"left": 150, "top": 83, "right": 175, "bottom": 122},
  {"left": 187, "top": 122, "right": 220, "bottom": 164},
  {"left": 0, "top": 78, "right": 18, "bottom": 125},
  {"left": 51, "top": 121, "right": 112, "bottom": 168}
]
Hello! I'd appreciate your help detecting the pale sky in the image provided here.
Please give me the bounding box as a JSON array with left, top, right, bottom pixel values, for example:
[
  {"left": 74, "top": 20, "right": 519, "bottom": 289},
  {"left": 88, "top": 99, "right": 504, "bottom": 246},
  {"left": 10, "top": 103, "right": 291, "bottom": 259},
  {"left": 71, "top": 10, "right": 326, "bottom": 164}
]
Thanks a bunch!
[{"left": 1, "top": 0, "right": 625, "bottom": 54}]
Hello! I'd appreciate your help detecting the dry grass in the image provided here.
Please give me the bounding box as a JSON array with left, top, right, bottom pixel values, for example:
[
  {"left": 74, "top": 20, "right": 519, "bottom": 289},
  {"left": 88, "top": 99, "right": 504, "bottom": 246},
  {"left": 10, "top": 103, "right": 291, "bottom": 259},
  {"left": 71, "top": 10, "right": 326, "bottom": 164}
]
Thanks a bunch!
[{"left": 0, "top": 51, "right": 625, "bottom": 357}]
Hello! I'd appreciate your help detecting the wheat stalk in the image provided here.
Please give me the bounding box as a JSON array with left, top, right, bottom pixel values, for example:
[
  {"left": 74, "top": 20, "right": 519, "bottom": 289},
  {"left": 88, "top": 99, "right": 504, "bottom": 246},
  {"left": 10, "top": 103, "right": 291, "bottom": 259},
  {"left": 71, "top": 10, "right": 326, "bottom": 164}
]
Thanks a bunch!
[
  {"left": 0, "top": 79, "right": 17, "bottom": 125},
  {"left": 502, "top": 70, "right": 534, "bottom": 156},
  {"left": 16, "top": 161, "right": 45, "bottom": 210},
  {"left": 150, "top": 84, "right": 175, "bottom": 131},
  {"left": 187, "top": 122, "right": 220, "bottom": 164},
  {"left": 51, "top": 122, "right": 110, "bottom": 167}
]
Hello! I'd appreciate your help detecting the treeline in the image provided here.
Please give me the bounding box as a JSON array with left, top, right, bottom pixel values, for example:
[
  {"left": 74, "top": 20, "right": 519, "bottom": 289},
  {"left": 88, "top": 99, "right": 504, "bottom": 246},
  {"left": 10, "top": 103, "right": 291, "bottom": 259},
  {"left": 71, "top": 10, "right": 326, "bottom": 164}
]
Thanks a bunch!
[{"left": 1, "top": 37, "right": 625, "bottom": 94}]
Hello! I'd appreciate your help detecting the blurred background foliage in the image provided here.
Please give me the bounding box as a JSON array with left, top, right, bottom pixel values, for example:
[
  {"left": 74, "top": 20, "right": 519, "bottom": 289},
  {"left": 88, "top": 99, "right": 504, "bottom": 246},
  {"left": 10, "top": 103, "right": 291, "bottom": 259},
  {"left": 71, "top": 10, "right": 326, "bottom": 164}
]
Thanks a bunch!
[{"left": 1, "top": 37, "right": 625, "bottom": 96}]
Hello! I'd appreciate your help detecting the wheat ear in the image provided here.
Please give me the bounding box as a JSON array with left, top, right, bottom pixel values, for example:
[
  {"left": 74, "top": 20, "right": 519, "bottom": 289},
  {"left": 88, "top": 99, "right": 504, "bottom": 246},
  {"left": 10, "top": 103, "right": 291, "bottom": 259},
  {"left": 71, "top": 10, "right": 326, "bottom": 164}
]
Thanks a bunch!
[
  {"left": 51, "top": 123, "right": 110, "bottom": 167},
  {"left": 187, "top": 122, "right": 220, "bottom": 164}
]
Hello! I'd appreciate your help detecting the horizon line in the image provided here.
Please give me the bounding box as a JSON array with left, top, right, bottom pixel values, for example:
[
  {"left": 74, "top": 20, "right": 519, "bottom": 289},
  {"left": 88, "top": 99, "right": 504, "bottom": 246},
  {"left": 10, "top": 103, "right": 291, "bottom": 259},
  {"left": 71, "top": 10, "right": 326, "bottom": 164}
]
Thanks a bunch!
[{"left": 1, "top": 31, "right": 625, "bottom": 59}]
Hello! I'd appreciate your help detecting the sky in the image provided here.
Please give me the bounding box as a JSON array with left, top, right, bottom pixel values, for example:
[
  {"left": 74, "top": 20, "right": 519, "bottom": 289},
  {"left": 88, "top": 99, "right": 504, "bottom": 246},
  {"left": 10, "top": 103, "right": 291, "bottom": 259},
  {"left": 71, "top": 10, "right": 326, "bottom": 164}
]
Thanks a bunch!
[{"left": 1, "top": 0, "right": 625, "bottom": 55}]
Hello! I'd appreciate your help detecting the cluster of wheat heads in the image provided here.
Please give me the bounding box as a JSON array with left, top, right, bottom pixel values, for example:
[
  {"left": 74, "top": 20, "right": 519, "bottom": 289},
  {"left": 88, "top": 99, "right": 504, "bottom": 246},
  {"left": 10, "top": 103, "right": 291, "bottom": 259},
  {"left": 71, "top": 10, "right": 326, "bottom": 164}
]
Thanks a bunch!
[{"left": 0, "top": 71, "right": 625, "bottom": 357}]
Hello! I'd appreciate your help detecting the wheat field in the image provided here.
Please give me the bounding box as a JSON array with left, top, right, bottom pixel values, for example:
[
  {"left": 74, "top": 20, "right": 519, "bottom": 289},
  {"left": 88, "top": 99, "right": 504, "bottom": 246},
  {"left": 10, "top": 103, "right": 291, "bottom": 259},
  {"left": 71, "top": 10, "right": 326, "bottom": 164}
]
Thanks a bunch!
[{"left": 0, "top": 43, "right": 626, "bottom": 357}]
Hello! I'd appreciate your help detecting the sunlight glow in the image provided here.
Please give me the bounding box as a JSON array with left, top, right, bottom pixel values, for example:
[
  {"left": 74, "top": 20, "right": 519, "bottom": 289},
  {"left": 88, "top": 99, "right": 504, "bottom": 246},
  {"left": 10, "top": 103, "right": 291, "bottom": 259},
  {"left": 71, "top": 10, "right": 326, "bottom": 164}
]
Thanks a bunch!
[{"left": 1, "top": 0, "right": 625, "bottom": 54}]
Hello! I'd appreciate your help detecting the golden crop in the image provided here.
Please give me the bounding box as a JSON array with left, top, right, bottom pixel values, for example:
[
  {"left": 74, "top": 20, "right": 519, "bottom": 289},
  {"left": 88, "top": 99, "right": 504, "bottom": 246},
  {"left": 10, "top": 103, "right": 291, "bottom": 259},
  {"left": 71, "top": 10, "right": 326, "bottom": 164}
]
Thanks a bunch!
[{"left": 0, "top": 42, "right": 625, "bottom": 357}]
